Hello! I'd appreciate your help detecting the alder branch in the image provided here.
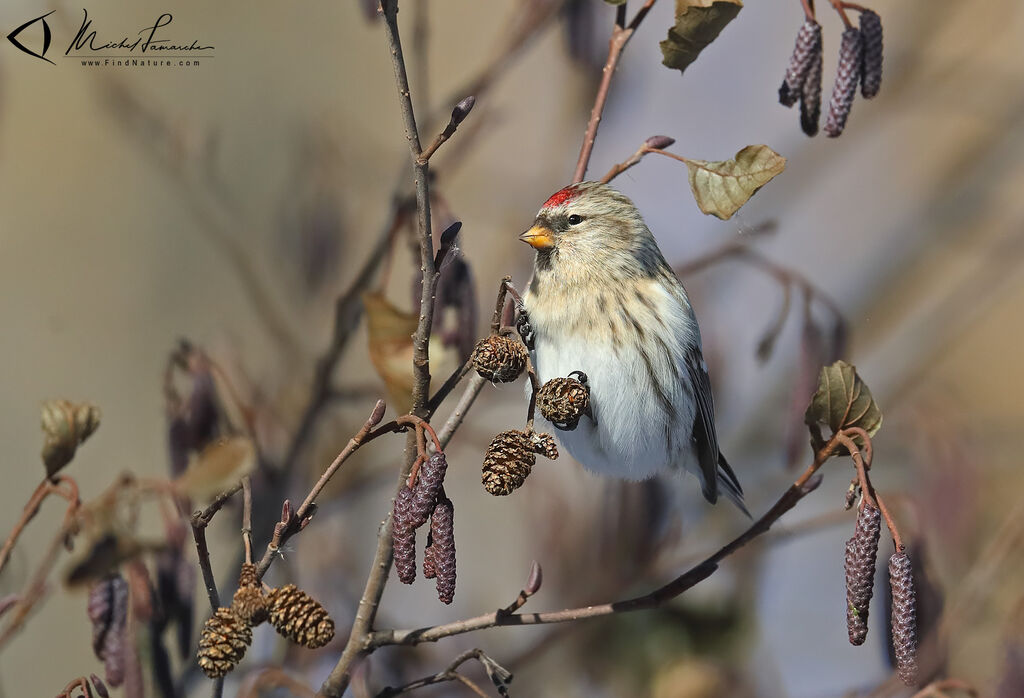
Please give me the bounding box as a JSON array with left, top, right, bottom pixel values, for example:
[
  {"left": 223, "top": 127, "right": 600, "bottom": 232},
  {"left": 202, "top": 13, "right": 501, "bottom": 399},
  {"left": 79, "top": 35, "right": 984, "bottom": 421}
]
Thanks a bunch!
[
  {"left": 375, "top": 648, "right": 510, "bottom": 698},
  {"left": 255, "top": 400, "right": 388, "bottom": 578},
  {"left": 573, "top": 0, "right": 659, "bottom": 183},
  {"left": 0, "top": 475, "right": 80, "bottom": 577},
  {"left": 365, "top": 435, "right": 842, "bottom": 648},
  {"left": 321, "top": 2, "right": 444, "bottom": 692}
]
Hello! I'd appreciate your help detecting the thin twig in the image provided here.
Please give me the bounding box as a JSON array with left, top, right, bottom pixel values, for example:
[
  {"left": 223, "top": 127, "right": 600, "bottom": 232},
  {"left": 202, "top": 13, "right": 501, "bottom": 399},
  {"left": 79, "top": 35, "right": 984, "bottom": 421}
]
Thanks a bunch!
[
  {"left": 366, "top": 436, "right": 843, "bottom": 648},
  {"left": 0, "top": 476, "right": 80, "bottom": 577},
  {"left": 375, "top": 649, "right": 506, "bottom": 698},
  {"left": 572, "top": 0, "right": 659, "bottom": 183},
  {"left": 242, "top": 477, "right": 254, "bottom": 565},
  {"left": 255, "top": 400, "right": 388, "bottom": 579}
]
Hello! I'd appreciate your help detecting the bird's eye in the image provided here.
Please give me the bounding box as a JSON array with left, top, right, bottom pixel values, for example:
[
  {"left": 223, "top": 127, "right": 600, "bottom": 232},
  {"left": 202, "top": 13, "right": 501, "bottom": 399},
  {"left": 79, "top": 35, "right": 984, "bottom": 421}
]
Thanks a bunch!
[{"left": 567, "top": 214, "right": 583, "bottom": 225}]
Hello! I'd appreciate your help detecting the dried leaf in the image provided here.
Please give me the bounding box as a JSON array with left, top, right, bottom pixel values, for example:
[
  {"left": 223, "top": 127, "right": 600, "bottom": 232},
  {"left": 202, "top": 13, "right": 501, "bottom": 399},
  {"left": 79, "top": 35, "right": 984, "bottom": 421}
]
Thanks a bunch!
[
  {"left": 804, "top": 360, "right": 882, "bottom": 452},
  {"left": 41, "top": 399, "right": 101, "bottom": 478},
  {"left": 173, "top": 436, "right": 256, "bottom": 502},
  {"left": 683, "top": 145, "right": 786, "bottom": 220},
  {"left": 660, "top": 0, "right": 743, "bottom": 77},
  {"left": 364, "top": 292, "right": 449, "bottom": 412},
  {"left": 364, "top": 292, "right": 419, "bottom": 413}
]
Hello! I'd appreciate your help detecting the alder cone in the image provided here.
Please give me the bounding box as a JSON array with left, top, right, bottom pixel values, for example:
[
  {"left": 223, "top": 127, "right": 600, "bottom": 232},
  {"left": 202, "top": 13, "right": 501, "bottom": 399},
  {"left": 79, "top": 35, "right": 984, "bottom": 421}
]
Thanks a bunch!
[
  {"left": 267, "top": 584, "right": 335, "bottom": 649},
  {"left": 845, "top": 502, "right": 881, "bottom": 645},
  {"left": 231, "top": 563, "right": 267, "bottom": 625},
  {"left": 800, "top": 38, "right": 824, "bottom": 136},
  {"left": 431, "top": 497, "right": 456, "bottom": 604},
  {"left": 482, "top": 430, "right": 536, "bottom": 496},
  {"left": 533, "top": 432, "right": 559, "bottom": 461},
  {"left": 537, "top": 376, "right": 590, "bottom": 430},
  {"left": 232, "top": 586, "right": 268, "bottom": 626},
  {"left": 824, "top": 27, "right": 865, "bottom": 137},
  {"left": 198, "top": 607, "right": 252, "bottom": 678},
  {"left": 471, "top": 335, "right": 528, "bottom": 382},
  {"left": 889, "top": 551, "right": 919, "bottom": 686},
  {"left": 859, "top": 10, "right": 883, "bottom": 98},
  {"left": 780, "top": 19, "right": 823, "bottom": 107}
]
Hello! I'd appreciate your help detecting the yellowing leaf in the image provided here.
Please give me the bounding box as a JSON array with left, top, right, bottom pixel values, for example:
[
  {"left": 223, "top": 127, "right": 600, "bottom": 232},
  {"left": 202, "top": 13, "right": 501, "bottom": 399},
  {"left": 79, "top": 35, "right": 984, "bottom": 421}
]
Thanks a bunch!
[
  {"left": 174, "top": 436, "right": 255, "bottom": 501},
  {"left": 684, "top": 145, "right": 785, "bottom": 220},
  {"left": 364, "top": 292, "right": 419, "bottom": 413},
  {"left": 660, "top": 0, "right": 743, "bottom": 76},
  {"left": 804, "top": 360, "right": 883, "bottom": 453}
]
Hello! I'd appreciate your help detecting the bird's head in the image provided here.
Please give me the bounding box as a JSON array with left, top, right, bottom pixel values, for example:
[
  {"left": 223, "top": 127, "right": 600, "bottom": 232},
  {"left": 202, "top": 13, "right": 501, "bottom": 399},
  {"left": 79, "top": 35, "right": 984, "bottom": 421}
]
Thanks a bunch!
[{"left": 520, "top": 182, "right": 659, "bottom": 276}]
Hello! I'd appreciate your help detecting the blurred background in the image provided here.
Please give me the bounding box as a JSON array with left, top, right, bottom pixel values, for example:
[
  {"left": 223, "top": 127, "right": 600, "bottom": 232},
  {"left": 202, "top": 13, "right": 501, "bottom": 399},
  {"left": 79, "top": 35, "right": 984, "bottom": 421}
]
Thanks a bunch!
[{"left": 1, "top": 0, "right": 1022, "bottom": 696}]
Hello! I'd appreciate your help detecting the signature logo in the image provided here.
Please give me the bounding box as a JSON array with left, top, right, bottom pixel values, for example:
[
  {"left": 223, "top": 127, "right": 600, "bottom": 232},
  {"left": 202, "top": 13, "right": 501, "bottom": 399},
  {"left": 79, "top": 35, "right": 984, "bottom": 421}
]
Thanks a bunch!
[
  {"left": 65, "top": 9, "right": 214, "bottom": 56},
  {"left": 6, "top": 10, "right": 56, "bottom": 64},
  {"left": 5, "top": 9, "right": 214, "bottom": 65}
]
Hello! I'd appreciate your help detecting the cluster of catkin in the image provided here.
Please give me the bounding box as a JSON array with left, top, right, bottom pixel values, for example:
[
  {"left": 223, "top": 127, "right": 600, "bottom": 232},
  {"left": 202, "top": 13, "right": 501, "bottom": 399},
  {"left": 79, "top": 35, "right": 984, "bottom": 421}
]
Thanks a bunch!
[
  {"left": 844, "top": 500, "right": 918, "bottom": 685},
  {"left": 471, "top": 334, "right": 592, "bottom": 496},
  {"left": 392, "top": 452, "right": 457, "bottom": 604},
  {"left": 197, "top": 563, "right": 335, "bottom": 678},
  {"left": 780, "top": 10, "right": 883, "bottom": 137}
]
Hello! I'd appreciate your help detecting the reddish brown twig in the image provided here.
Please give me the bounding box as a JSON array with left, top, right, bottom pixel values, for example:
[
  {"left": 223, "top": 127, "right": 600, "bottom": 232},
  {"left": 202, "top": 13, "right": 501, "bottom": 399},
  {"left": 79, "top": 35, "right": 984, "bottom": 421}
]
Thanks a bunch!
[
  {"left": 572, "top": 0, "right": 659, "bottom": 183},
  {"left": 0, "top": 476, "right": 80, "bottom": 577},
  {"left": 255, "top": 400, "right": 388, "bottom": 578}
]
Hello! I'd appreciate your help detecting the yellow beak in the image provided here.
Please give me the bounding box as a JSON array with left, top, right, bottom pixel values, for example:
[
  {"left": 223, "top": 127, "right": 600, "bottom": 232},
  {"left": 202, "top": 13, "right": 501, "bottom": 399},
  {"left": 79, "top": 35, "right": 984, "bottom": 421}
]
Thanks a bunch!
[{"left": 519, "top": 225, "right": 555, "bottom": 250}]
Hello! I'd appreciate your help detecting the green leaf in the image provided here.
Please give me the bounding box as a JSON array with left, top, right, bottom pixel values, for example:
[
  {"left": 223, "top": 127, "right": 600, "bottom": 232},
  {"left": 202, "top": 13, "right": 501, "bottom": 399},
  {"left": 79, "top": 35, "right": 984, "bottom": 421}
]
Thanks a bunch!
[
  {"left": 603, "top": 0, "right": 628, "bottom": 4},
  {"left": 660, "top": 0, "right": 743, "bottom": 76},
  {"left": 683, "top": 145, "right": 786, "bottom": 220},
  {"left": 804, "top": 360, "right": 883, "bottom": 452}
]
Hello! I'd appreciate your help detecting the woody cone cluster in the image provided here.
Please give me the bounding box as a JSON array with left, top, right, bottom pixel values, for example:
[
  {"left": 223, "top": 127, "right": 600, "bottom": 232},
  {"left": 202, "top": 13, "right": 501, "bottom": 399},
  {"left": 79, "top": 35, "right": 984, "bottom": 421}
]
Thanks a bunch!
[{"left": 197, "top": 563, "right": 335, "bottom": 678}]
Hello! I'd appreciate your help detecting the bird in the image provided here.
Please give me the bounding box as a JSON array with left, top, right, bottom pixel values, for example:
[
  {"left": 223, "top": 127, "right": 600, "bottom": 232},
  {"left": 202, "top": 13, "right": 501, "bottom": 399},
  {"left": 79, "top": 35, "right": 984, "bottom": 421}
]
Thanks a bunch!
[{"left": 519, "top": 181, "right": 745, "bottom": 512}]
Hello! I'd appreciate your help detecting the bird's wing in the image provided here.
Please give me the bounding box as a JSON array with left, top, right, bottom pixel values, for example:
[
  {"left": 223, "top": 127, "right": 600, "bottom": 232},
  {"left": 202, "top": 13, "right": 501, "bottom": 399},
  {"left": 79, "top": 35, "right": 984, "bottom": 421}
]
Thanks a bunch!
[{"left": 684, "top": 343, "right": 722, "bottom": 503}]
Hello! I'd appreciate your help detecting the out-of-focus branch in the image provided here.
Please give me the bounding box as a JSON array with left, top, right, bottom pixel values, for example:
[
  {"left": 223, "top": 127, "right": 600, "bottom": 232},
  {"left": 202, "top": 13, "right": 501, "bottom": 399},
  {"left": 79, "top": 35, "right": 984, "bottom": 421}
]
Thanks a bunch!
[
  {"left": 366, "top": 435, "right": 842, "bottom": 648},
  {"left": 0, "top": 476, "right": 80, "bottom": 577},
  {"left": 572, "top": 0, "right": 659, "bottom": 183},
  {"left": 375, "top": 648, "right": 509, "bottom": 698},
  {"left": 255, "top": 400, "right": 388, "bottom": 578}
]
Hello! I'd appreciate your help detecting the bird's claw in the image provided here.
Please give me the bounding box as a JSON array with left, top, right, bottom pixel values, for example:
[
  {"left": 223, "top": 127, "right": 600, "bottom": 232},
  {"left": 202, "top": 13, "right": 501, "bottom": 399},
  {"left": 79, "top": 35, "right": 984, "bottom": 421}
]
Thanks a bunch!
[{"left": 516, "top": 309, "right": 535, "bottom": 350}]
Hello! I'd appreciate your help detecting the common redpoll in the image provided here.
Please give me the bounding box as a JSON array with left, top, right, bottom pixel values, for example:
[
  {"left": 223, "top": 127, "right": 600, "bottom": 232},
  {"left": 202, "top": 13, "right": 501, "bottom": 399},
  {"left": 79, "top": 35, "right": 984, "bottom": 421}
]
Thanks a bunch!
[{"left": 520, "top": 182, "right": 744, "bottom": 510}]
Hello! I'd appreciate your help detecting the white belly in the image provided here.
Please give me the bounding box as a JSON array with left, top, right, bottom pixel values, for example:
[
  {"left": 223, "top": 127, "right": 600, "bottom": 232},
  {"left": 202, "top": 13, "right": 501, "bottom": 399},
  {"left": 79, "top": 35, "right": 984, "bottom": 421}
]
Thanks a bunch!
[{"left": 531, "top": 331, "right": 697, "bottom": 481}]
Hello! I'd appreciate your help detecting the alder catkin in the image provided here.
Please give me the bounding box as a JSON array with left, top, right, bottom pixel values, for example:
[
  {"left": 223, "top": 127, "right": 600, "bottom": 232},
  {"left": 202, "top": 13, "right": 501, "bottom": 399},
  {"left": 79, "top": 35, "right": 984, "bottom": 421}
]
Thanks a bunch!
[
  {"left": 824, "top": 27, "right": 865, "bottom": 137},
  {"left": 889, "top": 550, "right": 919, "bottom": 686},
  {"left": 410, "top": 452, "right": 448, "bottom": 526},
  {"left": 845, "top": 502, "right": 881, "bottom": 645},
  {"left": 780, "top": 19, "right": 823, "bottom": 107},
  {"left": 859, "top": 10, "right": 884, "bottom": 99},
  {"left": 87, "top": 574, "right": 129, "bottom": 686},
  {"left": 431, "top": 497, "right": 456, "bottom": 604},
  {"left": 392, "top": 485, "right": 418, "bottom": 584},
  {"left": 800, "top": 38, "right": 824, "bottom": 136}
]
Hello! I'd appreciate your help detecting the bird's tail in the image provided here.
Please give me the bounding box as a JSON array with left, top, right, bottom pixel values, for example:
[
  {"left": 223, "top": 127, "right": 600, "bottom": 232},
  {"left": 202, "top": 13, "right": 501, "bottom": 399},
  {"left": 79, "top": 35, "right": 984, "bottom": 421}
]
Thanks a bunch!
[{"left": 716, "top": 453, "right": 750, "bottom": 518}]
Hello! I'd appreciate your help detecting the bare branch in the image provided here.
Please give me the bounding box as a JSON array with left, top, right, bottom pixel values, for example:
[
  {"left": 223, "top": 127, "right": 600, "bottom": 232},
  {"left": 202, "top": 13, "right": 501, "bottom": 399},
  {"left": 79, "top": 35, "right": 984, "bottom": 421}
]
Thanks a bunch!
[
  {"left": 366, "top": 436, "right": 842, "bottom": 648},
  {"left": 573, "top": 0, "right": 659, "bottom": 183}
]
